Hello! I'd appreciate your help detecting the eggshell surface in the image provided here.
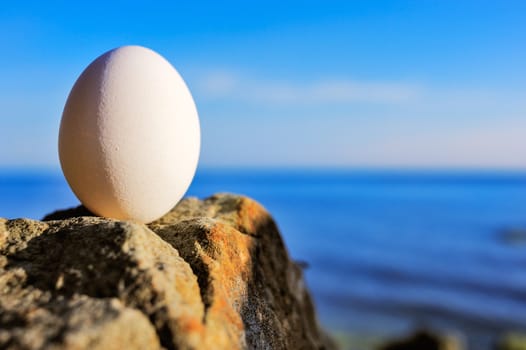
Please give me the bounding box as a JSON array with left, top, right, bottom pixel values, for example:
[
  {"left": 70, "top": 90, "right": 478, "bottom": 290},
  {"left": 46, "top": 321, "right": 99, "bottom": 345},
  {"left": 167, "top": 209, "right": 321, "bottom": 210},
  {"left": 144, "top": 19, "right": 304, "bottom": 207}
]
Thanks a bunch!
[{"left": 59, "top": 46, "right": 200, "bottom": 223}]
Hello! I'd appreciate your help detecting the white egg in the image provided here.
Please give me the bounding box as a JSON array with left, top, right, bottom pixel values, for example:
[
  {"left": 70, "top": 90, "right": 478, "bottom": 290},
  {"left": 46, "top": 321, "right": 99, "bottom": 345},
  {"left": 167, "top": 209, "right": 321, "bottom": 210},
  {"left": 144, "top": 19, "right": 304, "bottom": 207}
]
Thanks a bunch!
[{"left": 59, "top": 45, "right": 200, "bottom": 223}]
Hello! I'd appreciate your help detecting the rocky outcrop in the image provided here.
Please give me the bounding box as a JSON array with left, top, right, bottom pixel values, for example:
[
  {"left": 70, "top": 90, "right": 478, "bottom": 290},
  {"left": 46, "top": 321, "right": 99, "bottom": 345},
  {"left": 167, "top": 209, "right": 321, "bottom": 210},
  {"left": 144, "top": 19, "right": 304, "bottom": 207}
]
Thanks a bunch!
[
  {"left": 0, "top": 194, "right": 334, "bottom": 350},
  {"left": 377, "top": 329, "right": 463, "bottom": 350},
  {"left": 497, "top": 332, "right": 526, "bottom": 350}
]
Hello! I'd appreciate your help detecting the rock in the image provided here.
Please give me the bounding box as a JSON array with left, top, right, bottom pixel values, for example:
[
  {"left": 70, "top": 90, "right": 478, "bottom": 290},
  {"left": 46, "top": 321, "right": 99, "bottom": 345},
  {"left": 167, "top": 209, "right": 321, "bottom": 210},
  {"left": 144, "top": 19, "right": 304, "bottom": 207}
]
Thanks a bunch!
[
  {"left": 497, "top": 332, "right": 526, "bottom": 350},
  {"left": 377, "top": 329, "right": 463, "bottom": 350},
  {"left": 0, "top": 194, "right": 334, "bottom": 350},
  {"left": 497, "top": 228, "right": 526, "bottom": 246}
]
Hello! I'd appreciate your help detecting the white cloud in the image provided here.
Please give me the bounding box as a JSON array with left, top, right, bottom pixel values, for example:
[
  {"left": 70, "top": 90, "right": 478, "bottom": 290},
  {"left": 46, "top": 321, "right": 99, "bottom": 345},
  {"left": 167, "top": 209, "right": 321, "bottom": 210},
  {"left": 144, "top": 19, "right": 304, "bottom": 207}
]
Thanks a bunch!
[
  {"left": 195, "top": 70, "right": 421, "bottom": 104},
  {"left": 197, "top": 70, "right": 239, "bottom": 96},
  {"left": 193, "top": 70, "right": 526, "bottom": 169}
]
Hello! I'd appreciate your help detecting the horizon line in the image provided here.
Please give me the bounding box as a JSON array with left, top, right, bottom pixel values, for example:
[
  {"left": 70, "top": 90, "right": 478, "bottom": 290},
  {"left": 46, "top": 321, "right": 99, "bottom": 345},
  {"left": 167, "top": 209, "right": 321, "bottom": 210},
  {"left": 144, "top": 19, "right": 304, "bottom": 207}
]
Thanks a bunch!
[{"left": 2, "top": 165, "right": 526, "bottom": 175}]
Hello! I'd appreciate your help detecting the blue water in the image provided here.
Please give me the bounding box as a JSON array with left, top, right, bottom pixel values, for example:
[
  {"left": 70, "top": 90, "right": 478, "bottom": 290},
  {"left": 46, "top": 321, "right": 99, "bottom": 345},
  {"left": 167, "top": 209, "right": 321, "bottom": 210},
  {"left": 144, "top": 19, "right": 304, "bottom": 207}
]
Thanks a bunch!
[{"left": 2, "top": 169, "right": 526, "bottom": 347}]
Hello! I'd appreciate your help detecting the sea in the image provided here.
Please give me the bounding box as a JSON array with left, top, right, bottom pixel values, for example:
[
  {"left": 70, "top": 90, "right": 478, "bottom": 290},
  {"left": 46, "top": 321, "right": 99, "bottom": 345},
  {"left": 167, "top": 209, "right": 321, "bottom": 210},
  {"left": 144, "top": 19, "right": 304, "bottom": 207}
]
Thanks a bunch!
[{"left": 2, "top": 168, "right": 526, "bottom": 349}]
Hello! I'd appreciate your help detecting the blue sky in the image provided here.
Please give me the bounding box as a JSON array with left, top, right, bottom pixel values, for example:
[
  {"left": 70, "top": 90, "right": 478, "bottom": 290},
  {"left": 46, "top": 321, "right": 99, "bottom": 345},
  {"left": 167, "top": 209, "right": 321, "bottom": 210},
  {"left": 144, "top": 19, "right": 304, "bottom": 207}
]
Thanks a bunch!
[{"left": 1, "top": 1, "right": 525, "bottom": 169}]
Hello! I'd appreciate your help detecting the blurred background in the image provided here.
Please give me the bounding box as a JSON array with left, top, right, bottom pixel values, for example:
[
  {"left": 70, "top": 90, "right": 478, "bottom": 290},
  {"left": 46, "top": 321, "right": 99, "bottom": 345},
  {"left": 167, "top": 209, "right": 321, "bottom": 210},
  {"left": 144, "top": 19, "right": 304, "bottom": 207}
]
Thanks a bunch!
[{"left": 1, "top": 1, "right": 526, "bottom": 349}]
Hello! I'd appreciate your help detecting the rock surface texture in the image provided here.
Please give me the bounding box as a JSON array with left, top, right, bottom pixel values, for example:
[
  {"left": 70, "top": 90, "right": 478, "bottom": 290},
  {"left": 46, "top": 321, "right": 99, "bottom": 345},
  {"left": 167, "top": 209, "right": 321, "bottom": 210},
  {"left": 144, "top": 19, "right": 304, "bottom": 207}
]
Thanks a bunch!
[{"left": 0, "top": 194, "right": 334, "bottom": 350}]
